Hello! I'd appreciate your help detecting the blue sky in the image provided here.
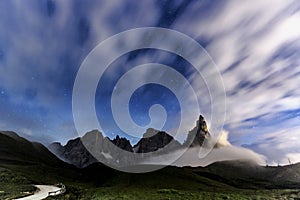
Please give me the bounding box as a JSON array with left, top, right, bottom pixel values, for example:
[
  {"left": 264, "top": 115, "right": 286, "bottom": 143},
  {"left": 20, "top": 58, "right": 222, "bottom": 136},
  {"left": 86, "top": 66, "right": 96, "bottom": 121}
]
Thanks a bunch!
[{"left": 0, "top": 0, "right": 300, "bottom": 165}]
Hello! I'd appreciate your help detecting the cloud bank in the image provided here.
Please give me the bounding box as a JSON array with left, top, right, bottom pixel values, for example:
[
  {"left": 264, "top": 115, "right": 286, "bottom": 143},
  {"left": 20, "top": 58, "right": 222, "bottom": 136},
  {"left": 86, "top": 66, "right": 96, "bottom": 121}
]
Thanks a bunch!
[{"left": 143, "top": 146, "right": 265, "bottom": 167}]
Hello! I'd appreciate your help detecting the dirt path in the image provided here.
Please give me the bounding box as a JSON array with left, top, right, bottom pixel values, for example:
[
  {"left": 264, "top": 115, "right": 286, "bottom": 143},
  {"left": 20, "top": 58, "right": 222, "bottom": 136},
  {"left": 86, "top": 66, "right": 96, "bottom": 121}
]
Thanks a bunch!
[{"left": 14, "top": 185, "right": 63, "bottom": 200}]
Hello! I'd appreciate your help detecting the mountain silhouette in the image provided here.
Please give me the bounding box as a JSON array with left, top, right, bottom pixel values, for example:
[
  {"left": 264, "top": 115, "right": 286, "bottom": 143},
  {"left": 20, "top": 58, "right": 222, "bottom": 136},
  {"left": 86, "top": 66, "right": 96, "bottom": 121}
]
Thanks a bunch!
[
  {"left": 0, "top": 131, "right": 69, "bottom": 167},
  {"left": 49, "top": 115, "right": 209, "bottom": 168},
  {"left": 1, "top": 126, "right": 300, "bottom": 197}
]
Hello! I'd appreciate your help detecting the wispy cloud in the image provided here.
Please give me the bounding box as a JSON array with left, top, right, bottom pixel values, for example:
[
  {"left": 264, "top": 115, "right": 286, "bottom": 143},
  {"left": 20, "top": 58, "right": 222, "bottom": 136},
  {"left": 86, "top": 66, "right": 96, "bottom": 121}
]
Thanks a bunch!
[
  {"left": 243, "top": 126, "right": 300, "bottom": 165},
  {"left": 172, "top": 0, "right": 300, "bottom": 163}
]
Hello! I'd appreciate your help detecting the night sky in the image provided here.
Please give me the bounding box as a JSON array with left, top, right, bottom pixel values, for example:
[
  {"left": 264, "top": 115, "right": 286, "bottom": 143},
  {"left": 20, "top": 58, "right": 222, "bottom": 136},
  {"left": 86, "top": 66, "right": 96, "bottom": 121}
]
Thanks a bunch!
[{"left": 0, "top": 0, "right": 300, "bottom": 165}]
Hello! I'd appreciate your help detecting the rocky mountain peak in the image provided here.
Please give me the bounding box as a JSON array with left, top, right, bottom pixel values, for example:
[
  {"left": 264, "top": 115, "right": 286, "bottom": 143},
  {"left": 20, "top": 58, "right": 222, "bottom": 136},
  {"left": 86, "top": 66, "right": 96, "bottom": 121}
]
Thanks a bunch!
[
  {"left": 49, "top": 135, "right": 98, "bottom": 168},
  {"left": 198, "top": 115, "right": 209, "bottom": 133},
  {"left": 143, "top": 128, "right": 159, "bottom": 138},
  {"left": 133, "top": 129, "right": 180, "bottom": 153},
  {"left": 48, "top": 142, "right": 63, "bottom": 156},
  {"left": 110, "top": 135, "right": 133, "bottom": 152},
  {"left": 184, "top": 115, "right": 210, "bottom": 147},
  {"left": 49, "top": 115, "right": 210, "bottom": 167}
]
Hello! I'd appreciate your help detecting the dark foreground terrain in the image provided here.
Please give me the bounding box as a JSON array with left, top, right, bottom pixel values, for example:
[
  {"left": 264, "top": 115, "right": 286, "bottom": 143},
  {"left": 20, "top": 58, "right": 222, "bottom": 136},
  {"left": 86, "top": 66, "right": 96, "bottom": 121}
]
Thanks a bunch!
[{"left": 1, "top": 131, "right": 300, "bottom": 200}]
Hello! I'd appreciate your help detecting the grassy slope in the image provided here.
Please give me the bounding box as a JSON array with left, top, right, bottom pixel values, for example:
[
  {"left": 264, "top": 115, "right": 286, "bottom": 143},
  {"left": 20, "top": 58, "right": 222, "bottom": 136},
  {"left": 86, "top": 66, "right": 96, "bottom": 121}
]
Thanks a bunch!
[
  {"left": 1, "top": 160, "right": 300, "bottom": 200},
  {"left": 0, "top": 131, "right": 78, "bottom": 199},
  {"left": 193, "top": 160, "right": 300, "bottom": 189},
  {"left": 0, "top": 167, "right": 35, "bottom": 199},
  {"left": 0, "top": 131, "right": 67, "bottom": 166},
  {"left": 44, "top": 164, "right": 300, "bottom": 200}
]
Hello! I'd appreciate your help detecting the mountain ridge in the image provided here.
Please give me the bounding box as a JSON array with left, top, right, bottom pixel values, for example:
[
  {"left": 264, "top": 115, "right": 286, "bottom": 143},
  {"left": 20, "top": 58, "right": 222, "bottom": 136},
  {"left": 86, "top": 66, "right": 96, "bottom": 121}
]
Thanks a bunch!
[
  {"left": 1, "top": 130, "right": 300, "bottom": 192},
  {"left": 49, "top": 115, "right": 210, "bottom": 168},
  {"left": 0, "top": 131, "right": 71, "bottom": 168}
]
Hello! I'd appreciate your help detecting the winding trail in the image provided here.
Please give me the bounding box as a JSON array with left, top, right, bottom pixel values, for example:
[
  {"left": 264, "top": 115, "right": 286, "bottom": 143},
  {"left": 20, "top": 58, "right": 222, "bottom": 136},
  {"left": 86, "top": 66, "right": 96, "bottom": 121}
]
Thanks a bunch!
[{"left": 14, "top": 185, "right": 64, "bottom": 200}]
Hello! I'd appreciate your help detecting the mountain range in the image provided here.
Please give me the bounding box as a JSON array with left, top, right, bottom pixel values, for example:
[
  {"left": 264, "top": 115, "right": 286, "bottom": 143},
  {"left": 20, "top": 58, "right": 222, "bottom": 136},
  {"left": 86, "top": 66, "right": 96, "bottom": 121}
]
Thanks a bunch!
[
  {"left": 1, "top": 129, "right": 300, "bottom": 190},
  {"left": 49, "top": 115, "right": 209, "bottom": 168},
  {"left": 1, "top": 120, "right": 300, "bottom": 199}
]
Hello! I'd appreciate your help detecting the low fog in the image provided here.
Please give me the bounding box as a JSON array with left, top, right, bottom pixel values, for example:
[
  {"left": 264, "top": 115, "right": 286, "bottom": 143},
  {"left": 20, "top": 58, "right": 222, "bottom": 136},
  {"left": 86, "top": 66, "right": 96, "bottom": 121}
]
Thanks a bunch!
[{"left": 143, "top": 130, "right": 266, "bottom": 167}]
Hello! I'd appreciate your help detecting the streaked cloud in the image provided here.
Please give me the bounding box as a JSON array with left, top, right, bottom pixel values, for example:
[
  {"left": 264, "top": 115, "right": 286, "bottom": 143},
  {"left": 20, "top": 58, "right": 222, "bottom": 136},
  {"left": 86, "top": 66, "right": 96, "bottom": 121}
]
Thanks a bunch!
[{"left": 0, "top": 0, "right": 299, "bottom": 163}]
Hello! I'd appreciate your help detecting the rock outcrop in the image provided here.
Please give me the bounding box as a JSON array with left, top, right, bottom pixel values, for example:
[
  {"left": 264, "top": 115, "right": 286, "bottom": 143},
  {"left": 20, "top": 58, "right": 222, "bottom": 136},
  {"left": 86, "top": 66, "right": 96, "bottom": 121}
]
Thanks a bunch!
[
  {"left": 49, "top": 137, "right": 98, "bottom": 168},
  {"left": 49, "top": 115, "right": 211, "bottom": 168},
  {"left": 111, "top": 135, "right": 133, "bottom": 152},
  {"left": 133, "top": 128, "right": 181, "bottom": 153},
  {"left": 184, "top": 115, "right": 210, "bottom": 147}
]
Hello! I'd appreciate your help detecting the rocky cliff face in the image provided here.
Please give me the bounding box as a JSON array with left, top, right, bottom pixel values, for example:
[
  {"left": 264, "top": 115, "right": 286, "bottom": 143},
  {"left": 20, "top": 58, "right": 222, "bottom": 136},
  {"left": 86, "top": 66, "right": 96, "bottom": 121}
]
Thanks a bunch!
[
  {"left": 184, "top": 115, "right": 210, "bottom": 147},
  {"left": 49, "top": 115, "right": 210, "bottom": 168},
  {"left": 49, "top": 137, "right": 98, "bottom": 168},
  {"left": 133, "top": 128, "right": 181, "bottom": 153},
  {"left": 111, "top": 135, "right": 133, "bottom": 152},
  {"left": 49, "top": 131, "right": 136, "bottom": 168},
  {"left": 48, "top": 142, "right": 64, "bottom": 158}
]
